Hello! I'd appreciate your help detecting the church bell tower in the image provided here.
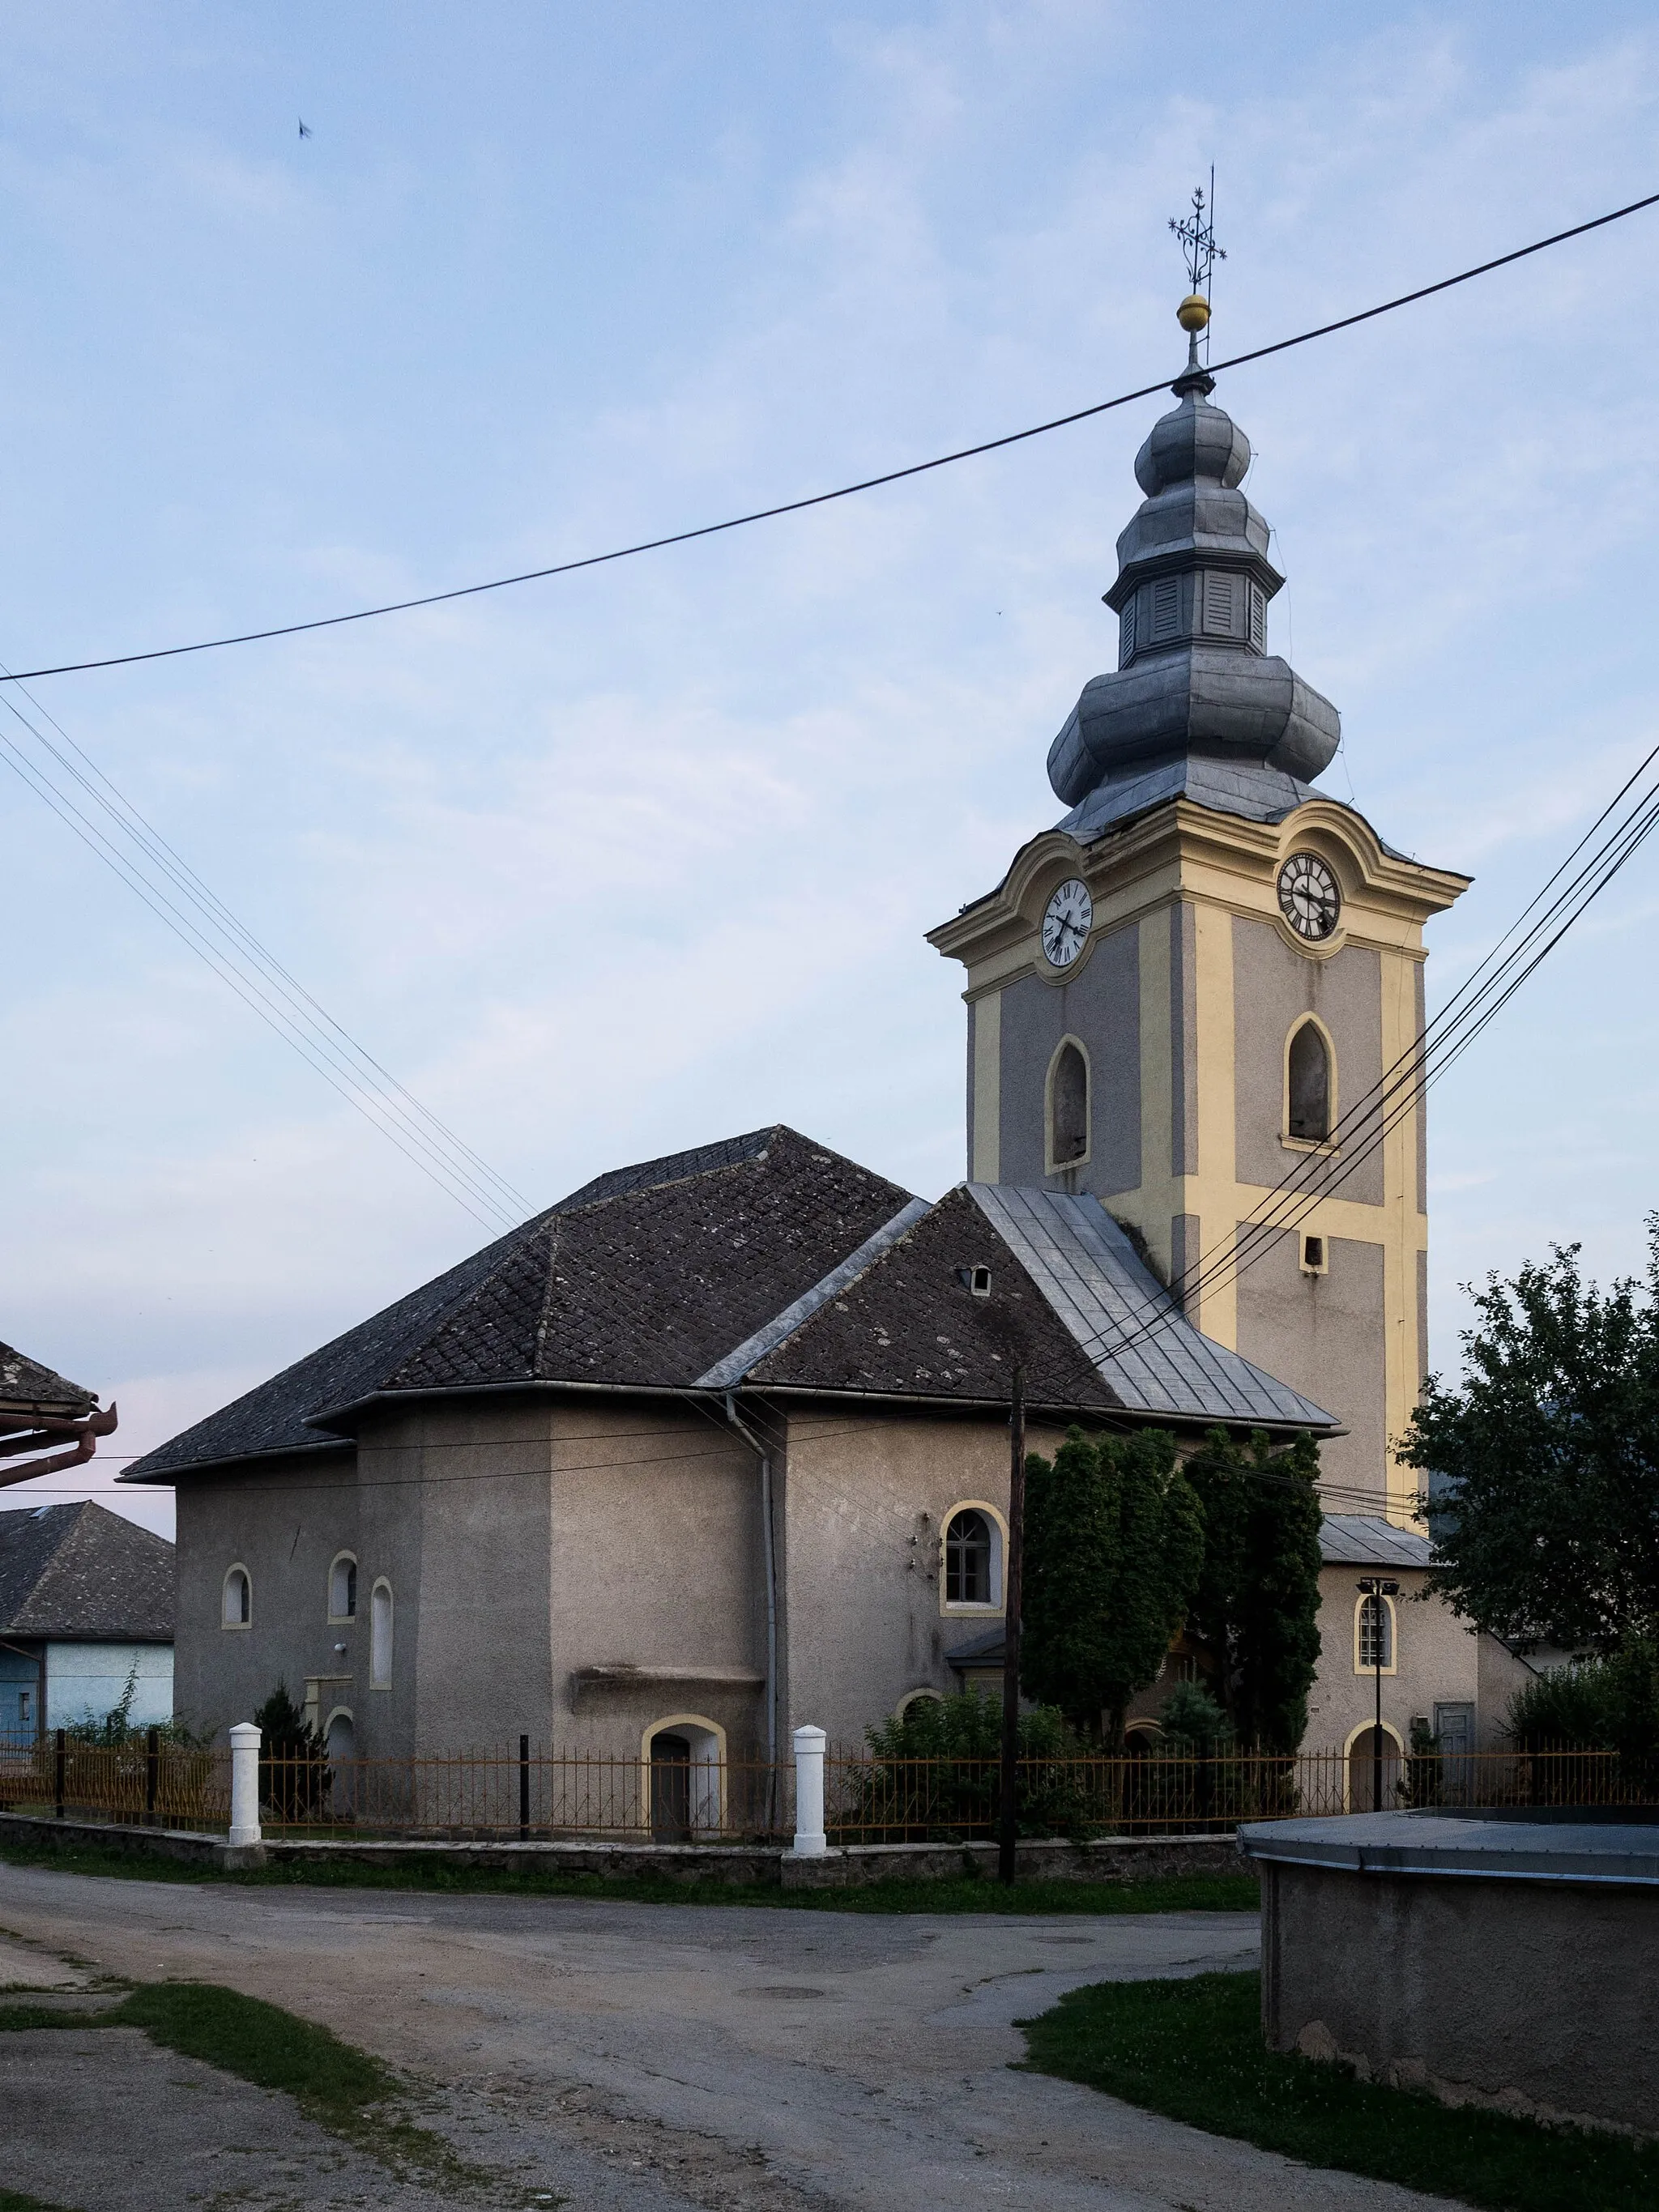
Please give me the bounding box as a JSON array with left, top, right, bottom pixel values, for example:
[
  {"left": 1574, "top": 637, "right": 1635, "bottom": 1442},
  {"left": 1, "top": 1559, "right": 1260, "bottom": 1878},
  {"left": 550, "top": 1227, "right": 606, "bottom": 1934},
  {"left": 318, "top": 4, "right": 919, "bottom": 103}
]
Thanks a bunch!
[{"left": 928, "top": 218, "right": 1469, "bottom": 1524}]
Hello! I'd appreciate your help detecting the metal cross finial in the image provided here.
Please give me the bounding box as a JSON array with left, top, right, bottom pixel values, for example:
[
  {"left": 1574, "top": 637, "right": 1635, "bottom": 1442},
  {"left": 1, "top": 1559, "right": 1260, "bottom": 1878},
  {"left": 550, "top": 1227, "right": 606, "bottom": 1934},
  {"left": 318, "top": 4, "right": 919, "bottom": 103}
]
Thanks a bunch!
[{"left": 1170, "top": 170, "right": 1226, "bottom": 297}]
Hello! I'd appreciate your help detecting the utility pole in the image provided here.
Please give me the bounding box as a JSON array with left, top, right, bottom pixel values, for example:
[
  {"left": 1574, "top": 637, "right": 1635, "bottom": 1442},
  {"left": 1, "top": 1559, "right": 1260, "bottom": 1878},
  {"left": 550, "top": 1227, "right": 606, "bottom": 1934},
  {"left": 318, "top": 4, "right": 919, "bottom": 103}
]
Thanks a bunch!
[
  {"left": 998, "top": 1363, "right": 1026, "bottom": 1886},
  {"left": 1356, "top": 1576, "right": 1399, "bottom": 1811}
]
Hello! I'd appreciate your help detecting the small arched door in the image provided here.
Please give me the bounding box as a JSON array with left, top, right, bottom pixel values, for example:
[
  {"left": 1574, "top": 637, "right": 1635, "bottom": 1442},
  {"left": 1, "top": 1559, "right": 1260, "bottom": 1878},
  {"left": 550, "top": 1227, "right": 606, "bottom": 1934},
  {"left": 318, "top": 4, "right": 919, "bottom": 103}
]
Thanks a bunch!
[
  {"left": 1348, "top": 1726, "right": 1401, "bottom": 1812},
  {"left": 649, "top": 1732, "right": 693, "bottom": 1842}
]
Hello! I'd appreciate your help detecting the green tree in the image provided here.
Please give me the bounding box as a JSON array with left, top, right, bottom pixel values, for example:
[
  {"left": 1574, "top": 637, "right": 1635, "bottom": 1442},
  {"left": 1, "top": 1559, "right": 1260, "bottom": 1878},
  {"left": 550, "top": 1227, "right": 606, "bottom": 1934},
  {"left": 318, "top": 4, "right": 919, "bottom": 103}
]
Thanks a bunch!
[
  {"left": 1398, "top": 1232, "right": 1659, "bottom": 1653},
  {"left": 1021, "top": 1426, "right": 1205, "bottom": 1746},
  {"left": 1184, "top": 1427, "right": 1324, "bottom": 1753},
  {"left": 254, "top": 1681, "right": 331, "bottom": 1821}
]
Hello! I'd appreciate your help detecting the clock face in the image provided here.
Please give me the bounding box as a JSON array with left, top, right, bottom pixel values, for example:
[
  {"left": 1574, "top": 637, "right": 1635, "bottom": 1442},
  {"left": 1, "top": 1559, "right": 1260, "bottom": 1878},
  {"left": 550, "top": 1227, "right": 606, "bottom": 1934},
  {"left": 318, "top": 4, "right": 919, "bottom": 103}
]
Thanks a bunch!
[
  {"left": 1277, "top": 852, "right": 1341, "bottom": 941},
  {"left": 1042, "top": 877, "right": 1093, "bottom": 968}
]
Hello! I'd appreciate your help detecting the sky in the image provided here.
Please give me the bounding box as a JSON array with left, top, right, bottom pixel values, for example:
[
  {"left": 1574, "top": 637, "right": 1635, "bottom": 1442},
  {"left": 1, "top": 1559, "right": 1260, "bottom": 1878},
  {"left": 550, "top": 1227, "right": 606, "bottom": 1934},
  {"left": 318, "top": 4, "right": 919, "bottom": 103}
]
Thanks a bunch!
[{"left": 5, "top": 2, "right": 1659, "bottom": 1541}]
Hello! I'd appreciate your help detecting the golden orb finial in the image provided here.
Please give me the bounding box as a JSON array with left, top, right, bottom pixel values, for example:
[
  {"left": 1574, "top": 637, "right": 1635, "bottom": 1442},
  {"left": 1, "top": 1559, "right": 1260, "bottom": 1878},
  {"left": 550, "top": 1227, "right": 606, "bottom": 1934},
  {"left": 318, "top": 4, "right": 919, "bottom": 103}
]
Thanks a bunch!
[{"left": 1177, "top": 292, "right": 1210, "bottom": 335}]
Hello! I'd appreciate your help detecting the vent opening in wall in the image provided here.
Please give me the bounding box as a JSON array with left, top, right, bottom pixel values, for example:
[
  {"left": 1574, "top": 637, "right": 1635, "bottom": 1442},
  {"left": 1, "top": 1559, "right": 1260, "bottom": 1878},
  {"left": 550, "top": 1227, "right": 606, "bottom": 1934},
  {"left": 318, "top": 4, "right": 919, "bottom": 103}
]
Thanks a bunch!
[
  {"left": 1203, "top": 571, "right": 1235, "bottom": 635},
  {"left": 1119, "top": 594, "right": 1137, "bottom": 666},
  {"left": 1151, "top": 575, "right": 1179, "bottom": 641},
  {"left": 1301, "top": 1234, "right": 1327, "bottom": 1275},
  {"left": 1248, "top": 582, "right": 1266, "bottom": 651}
]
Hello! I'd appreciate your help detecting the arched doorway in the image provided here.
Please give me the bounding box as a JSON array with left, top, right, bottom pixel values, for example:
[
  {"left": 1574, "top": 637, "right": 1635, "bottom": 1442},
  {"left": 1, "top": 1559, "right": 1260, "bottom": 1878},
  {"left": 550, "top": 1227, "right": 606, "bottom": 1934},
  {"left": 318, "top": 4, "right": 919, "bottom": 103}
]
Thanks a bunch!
[
  {"left": 649, "top": 1732, "right": 692, "bottom": 1841},
  {"left": 645, "top": 1717, "right": 724, "bottom": 1841},
  {"left": 1347, "top": 1724, "right": 1402, "bottom": 1812},
  {"left": 325, "top": 1710, "right": 357, "bottom": 1819}
]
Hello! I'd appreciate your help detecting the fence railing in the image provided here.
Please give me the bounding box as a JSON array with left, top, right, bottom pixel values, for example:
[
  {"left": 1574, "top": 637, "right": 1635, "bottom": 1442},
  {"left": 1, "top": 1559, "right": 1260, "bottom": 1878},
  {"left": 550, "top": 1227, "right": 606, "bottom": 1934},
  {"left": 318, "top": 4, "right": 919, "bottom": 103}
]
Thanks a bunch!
[{"left": 0, "top": 1728, "right": 1641, "bottom": 1843}]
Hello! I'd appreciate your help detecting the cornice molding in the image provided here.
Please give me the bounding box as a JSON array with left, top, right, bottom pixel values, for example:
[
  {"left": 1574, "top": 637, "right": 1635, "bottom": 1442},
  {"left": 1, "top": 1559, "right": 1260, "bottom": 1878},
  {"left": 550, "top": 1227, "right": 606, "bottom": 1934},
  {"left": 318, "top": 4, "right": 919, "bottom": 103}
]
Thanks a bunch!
[{"left": 928, "top": 797, "right": 1470, "bottom": 981}]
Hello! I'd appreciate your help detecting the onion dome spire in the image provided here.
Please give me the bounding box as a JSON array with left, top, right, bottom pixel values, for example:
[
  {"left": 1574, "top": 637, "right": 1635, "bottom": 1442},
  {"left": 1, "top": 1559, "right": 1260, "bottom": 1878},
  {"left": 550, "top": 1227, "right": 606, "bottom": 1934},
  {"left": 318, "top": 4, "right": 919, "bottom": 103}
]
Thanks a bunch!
[{"left": 1045, "top": 190, "right": 1341, "bottom": 838}]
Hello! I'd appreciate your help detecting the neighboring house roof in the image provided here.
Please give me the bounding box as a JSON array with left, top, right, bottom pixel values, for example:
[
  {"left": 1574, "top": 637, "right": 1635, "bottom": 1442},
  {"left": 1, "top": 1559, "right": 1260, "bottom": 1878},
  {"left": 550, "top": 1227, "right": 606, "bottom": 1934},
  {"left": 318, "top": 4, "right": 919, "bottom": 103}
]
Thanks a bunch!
[
  {"left": 0, "top": 1343, "right": 98, "bottom": 1418},
  {"left": 1318, "top": 1514, "right": 1434, "bottom": 1569},
  {"left": 126, "top": 1125, "right": 1337, "bottom": 1485},
  {"left": 0, "top": 1500, "right": 173, "bottom": 1640}
]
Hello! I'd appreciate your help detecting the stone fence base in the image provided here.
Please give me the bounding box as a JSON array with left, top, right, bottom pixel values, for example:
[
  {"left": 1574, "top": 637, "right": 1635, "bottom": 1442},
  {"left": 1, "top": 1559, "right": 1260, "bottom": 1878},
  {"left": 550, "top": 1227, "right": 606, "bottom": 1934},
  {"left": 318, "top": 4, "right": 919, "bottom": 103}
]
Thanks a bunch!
[{"left": 0, "top": 1809, "right": 1245, "bottom": 1887}]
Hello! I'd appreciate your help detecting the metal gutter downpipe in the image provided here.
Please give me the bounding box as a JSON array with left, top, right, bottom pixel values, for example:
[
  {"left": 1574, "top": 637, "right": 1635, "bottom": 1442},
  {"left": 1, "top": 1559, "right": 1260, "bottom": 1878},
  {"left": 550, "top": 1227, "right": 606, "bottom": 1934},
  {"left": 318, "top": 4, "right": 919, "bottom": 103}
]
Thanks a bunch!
[{"left": 723, "top": 1392, "right": 778, "bottom": 1769}]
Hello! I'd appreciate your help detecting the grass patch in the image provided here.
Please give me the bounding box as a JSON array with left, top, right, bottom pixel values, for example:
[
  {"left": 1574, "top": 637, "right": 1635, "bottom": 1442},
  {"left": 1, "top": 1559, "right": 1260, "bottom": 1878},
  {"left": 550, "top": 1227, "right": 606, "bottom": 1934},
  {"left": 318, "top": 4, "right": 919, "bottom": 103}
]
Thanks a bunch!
[
  {"left": 106, "top": 1982, "right": 394, "bottom": 2129},
  {"left": 0, "top": 1832, "right": 1256, "bottom": 1916},
  {"left": 0, "top": 1978, "right": 542, "bottom": 2203},
  {"left": 0, "top": 2194, "right": 75, "bottom": 2211},
  {"left": 1018, "top": 1970, "right": 1659, "bottom": 2212}
]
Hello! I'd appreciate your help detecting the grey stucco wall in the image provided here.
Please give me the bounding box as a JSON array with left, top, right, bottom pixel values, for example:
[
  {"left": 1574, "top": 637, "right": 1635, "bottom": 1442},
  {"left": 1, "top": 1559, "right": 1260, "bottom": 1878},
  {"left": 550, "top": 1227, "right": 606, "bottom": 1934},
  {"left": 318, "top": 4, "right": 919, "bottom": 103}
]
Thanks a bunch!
[
  {"left": 778, "top": 1409, "right": 1068, "bottom": 1746},
  {"left": 172, "top": 1450, "right": 360, "bottom": 1745},
  {"left": 998, "top": 923, "right": 1140, "bottom": 1193},
  {"left": 1235, "top": 1228, "right": 1388, "bottom": 1507},
  {"left": 548, "top": 1404, "right": 765, "bottom": 1756},
  {"left": 1303, "top": 1566, "right": 1479, "bottom": 1759},
  {"left": 392, "top": 1398, "right": 556, "bottom": 1756},
  {"left": 1260, "top": 1858, "right": 1659, "bottom": 2134},
  {"left": 1231, "top": 917, "right": 1384, "bottom": 1207}
]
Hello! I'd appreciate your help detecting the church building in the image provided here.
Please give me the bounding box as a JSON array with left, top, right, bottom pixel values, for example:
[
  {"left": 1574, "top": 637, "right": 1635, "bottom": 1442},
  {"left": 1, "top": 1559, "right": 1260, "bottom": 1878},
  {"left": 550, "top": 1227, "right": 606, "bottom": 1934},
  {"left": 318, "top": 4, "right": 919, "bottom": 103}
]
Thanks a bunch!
[{"left": 129, "top": 301, "right": 1531, "bottom": 1795}]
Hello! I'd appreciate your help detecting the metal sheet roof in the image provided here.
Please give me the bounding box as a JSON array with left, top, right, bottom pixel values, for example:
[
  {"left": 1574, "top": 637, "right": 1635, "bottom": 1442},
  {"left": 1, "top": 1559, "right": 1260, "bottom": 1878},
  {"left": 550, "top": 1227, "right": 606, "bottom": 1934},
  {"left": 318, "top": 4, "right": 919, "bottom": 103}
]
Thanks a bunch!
[
  {"left": 966, "top": 1184, "right": 1337, "bottom": 1429},
  {"left": 1318, "top": 1513, "right": 1434, "bottom": 1567}
]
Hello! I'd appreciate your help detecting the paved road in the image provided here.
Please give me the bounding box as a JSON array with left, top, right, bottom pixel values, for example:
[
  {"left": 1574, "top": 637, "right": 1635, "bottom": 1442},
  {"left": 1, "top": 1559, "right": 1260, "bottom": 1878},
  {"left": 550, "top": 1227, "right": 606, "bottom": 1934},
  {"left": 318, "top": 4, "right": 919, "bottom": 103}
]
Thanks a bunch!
[{"left": 0, "top": 1866, "right": 1465, "bottom": 2211}]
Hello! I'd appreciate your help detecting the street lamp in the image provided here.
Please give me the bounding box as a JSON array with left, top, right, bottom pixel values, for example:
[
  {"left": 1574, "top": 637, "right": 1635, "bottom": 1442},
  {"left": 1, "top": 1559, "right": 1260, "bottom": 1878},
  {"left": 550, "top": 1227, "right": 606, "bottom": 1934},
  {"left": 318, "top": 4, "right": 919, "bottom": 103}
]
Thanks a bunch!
[{"left": 1355, "top": 1578, "right": 1400, "bottom": 1812}]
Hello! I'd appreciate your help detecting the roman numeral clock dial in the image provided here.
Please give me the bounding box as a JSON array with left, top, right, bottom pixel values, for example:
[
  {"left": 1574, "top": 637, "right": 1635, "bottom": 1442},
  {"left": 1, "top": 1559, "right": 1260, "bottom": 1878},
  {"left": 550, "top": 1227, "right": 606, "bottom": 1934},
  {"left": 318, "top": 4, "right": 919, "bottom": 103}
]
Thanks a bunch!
[
  {"left": 1277, "top": 852, "right": 1341, "bottom": 941},
  {"left": 1041, "top": 877, "right": 1093, "bottom": 969}
]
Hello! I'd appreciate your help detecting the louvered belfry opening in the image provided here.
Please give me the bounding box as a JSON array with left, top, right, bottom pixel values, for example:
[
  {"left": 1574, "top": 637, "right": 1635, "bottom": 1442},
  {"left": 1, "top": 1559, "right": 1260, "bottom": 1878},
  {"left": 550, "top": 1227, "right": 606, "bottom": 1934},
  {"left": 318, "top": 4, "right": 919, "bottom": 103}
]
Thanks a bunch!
[
  {"left": 1051, "top": 1042, "right": 1089, "bottom": 1165},
  {"left": 1287, "top": 1021, "right": 1331, "bottom": 1143}
]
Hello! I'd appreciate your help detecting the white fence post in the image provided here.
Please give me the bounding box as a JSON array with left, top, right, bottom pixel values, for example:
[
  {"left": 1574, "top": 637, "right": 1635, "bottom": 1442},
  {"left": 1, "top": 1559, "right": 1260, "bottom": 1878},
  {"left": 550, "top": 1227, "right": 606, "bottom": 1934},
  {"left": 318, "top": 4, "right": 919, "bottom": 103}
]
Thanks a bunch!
[
  {"left": 228, "top": 1722, "right": 262, "bottom": 1846},
  {"left": 791, "top": 1724, "right": 827, "bottom": 1856}
]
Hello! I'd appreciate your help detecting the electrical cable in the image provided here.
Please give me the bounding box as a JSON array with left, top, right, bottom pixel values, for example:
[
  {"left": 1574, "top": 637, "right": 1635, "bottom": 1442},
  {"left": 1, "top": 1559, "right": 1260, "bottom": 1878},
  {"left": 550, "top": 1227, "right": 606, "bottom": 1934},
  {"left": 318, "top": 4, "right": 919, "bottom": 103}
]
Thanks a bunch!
[
  {"left": 0, "top": 673, "right": 529, "bottom": 1230},
  {"left": 0, "top": 718, "right": 518, "bottom": 1233},
  {"left": 3, "top": 189, "right": 1657, "bottom": 688},
  {"left": 1, "top": 663, "right": 532, "bottom": 1217},
  {"left": 1064, "top": 748, "right": 1659, "bottom": 1370}
]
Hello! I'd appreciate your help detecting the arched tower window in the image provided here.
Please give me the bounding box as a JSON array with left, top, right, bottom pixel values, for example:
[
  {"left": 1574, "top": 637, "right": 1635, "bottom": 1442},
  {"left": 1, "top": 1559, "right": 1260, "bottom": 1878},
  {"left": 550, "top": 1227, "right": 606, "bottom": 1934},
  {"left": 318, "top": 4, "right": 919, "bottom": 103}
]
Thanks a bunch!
[
  {"left": 1048, "top": 1040, "right": 1090, "bottom": 1168},
  {"left": 1287, "top": 1020, "right": 1332, "bottom": 1144}
]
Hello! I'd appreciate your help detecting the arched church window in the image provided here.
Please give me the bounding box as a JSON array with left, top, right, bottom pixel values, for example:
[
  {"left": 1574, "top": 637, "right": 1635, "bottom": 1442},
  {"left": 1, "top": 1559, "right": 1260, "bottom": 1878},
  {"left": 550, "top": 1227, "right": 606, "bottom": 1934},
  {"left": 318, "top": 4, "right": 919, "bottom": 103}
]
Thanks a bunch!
[
  {"left": 370, "top": 1579, "right": 394, "bottom": 1689},
  {"left": 1287, "top": 1021, "right": 1332, "bottom": 1144},
  {"left": 328, "top": 1554, "right": 356, "bottom": 1622},
  {"left": 1049, "top": 1041, "right": 1090, "bottom": 1167},
  {"left": 222, "top": 1566, "right": 250, "bottom": 1629},
  {"left": 945, "top": 1509, "right": 994, "bottom": 1605}
]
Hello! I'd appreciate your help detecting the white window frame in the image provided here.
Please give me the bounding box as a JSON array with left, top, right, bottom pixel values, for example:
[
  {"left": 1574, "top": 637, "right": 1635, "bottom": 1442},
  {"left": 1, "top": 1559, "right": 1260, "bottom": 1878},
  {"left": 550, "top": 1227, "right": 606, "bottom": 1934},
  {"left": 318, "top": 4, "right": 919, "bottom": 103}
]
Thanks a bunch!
[
  {"left": 222, "top": 1564, "right": 252, "bottom": 1630},
  {"left": 369, "top": 1578, "right": 394, "bottom": 1689},
  {"left": 1354, "top": 1592, "right": 1397, "bottom": 1676},
  {"left": 327, "top": 1551, "right": 358, "bottom": 1625},
  {"left": 939, "top": 1501, "right": 1008, "bottom": 1617}
]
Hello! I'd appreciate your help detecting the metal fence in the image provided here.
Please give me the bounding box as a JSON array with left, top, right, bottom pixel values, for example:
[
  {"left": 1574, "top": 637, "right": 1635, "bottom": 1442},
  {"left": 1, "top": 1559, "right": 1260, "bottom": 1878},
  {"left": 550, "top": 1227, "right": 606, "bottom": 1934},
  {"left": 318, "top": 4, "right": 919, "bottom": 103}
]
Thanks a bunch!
[
  {"left": 0, "top": 1729, "right": 228, "bottom": 1830},
  {"left": 0, "top": 1730, "right": 1640, "bottom": 1842},
  {"left": 823, "top": 1744, "right": 1640, "bottom": 1840}
]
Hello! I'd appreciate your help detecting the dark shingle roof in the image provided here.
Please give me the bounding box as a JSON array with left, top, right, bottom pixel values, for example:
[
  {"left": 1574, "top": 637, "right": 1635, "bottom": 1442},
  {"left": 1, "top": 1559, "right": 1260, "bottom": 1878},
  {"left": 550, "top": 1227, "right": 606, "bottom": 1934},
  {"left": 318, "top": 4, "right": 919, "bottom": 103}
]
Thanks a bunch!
[
  {"left": 126, "top": 1125, "right": 1337, "bottom": 1486},
  {"left": 0, "top": 1342, "right": 98, "bottom": 1417},
  {"left": 126, "top": 1127, "right": 914, "bottom": 1479},
  {"left": 0, "top": 1500, "right": 173, "bottom": 1640},
  {"left": 719, "top": 1185, "right": 1337, "bottom": 1429},
  {"left": 735, "top": 1187, "right": 1125, "bottom": 1409}
]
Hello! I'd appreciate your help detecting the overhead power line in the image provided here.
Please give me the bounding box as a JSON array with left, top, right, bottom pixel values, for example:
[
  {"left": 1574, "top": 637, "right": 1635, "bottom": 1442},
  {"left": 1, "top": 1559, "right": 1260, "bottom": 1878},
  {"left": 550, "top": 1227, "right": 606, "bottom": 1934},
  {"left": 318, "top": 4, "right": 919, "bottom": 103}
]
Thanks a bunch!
[
  {"left": 0, "top": 667, "right": 530, "bottom": 1233},
  {"left": 4, "top": 188, "right": 1657, "bottom": 688},
  {"left": 1069, "top": 737, "right": 1659, "bottom": 1374}
]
